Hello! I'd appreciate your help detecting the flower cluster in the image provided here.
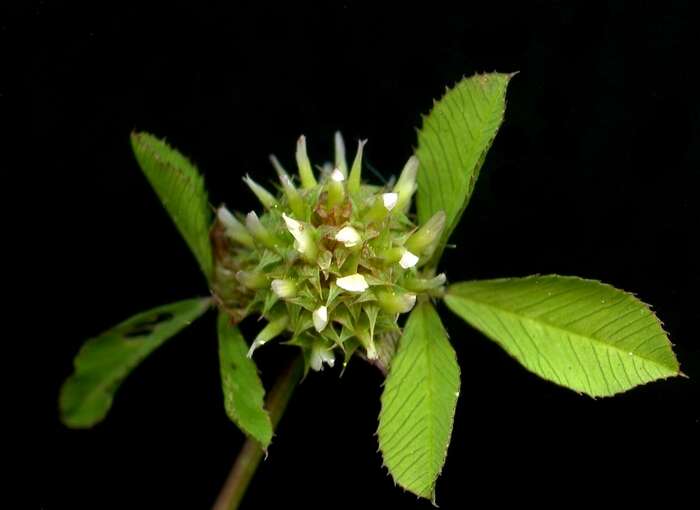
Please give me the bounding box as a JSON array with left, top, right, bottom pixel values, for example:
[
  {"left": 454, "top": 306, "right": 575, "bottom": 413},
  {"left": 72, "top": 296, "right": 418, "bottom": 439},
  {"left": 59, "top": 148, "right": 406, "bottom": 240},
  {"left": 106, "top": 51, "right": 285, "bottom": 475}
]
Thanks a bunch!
[{"left": 211, "top": 133, "right": 446, "bottom": 373}]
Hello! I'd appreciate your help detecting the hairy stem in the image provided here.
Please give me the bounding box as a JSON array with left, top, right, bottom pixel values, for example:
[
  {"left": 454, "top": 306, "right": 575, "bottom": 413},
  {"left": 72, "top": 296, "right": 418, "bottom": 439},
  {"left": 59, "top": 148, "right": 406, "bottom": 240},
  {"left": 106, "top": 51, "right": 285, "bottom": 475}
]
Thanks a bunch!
[{"left": 212, "top": 356, "right": 304, "bottom": 510}]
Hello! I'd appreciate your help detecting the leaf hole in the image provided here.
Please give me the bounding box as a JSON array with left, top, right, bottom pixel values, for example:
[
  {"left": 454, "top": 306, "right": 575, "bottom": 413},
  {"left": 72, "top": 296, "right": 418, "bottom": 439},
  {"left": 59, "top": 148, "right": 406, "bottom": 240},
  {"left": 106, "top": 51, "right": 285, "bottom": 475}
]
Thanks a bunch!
[{"left": 124, "top": 312, "right": 174, "bottom": 338}]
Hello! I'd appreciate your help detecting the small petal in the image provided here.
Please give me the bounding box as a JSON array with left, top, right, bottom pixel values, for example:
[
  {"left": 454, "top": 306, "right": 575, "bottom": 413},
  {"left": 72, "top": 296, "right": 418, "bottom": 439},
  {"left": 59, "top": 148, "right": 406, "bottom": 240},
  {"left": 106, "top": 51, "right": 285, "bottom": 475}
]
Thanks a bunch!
[
  {"left": 382, "top": 192, "right": 398, "bottom": 211},
  {"left": 398, "top": 249, "right": 419, "bottom": 269},
  {"left": 331, "top": 168, "right": 345, "bottom": 182},
  {"left": 363, "top": 193, "right": 394, "bottom": 223},
  {"left": 282, "top": 213, "right": 301, "bottom": 233},
  {"left": 336, "top": 273, "right": 369, "bottom": 292},
  {"left": 313, "top": 305, "right": 329, "bottom": 332},
  {"left": 335, "top": 226, "right": 361, "bottom": 247}
]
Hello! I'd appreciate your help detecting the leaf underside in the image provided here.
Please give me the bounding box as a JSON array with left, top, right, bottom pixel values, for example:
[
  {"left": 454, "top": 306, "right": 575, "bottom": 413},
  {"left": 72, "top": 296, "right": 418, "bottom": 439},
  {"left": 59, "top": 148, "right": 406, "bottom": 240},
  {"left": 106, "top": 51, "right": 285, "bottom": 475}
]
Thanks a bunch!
[
  {"left": 60, "top": 298, "right": 212, "bottom": 428},
  {"left": 217, "top": 312, "right": 272, "bottom": 448},
  {"left": 445, "top": 275, "right": 680, "bottom": 397},
  {"left": 415, "top": 72, "right": 513, "bottom": 266},
  {"left": 378, "top": 302, "right": 460, "bottom": 501},
  {"left": 131, "top": 132, "right": 213, "bottom": 280}
]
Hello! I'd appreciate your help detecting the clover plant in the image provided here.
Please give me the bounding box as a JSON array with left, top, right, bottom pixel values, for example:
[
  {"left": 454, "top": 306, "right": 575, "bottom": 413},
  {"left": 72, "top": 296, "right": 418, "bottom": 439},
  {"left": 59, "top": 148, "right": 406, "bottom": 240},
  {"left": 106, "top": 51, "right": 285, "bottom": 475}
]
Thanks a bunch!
[{"left": 59, "top": 73, "right": 681, "bottom": 508}]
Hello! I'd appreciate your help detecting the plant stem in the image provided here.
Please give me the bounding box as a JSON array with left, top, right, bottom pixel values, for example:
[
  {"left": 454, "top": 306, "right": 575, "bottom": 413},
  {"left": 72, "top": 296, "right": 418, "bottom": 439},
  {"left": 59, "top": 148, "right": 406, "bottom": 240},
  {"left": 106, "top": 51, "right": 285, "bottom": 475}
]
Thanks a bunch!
[{"left": 212, "top": 355, "right": 304, "bottom": 510}]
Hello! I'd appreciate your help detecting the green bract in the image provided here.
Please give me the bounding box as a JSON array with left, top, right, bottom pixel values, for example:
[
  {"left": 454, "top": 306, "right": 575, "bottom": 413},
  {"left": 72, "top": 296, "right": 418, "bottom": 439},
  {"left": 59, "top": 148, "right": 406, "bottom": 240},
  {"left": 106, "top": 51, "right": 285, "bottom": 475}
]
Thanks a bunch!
[{"left": 60, "top": 72, "right": 682, "bottom": 507}]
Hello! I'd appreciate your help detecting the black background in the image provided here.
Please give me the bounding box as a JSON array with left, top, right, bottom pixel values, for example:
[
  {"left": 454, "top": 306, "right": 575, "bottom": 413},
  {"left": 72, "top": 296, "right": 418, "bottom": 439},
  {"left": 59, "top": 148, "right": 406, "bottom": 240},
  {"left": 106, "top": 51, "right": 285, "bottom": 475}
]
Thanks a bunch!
[{"left": 24, "top": 1, "right": 698, "bottom": 508}]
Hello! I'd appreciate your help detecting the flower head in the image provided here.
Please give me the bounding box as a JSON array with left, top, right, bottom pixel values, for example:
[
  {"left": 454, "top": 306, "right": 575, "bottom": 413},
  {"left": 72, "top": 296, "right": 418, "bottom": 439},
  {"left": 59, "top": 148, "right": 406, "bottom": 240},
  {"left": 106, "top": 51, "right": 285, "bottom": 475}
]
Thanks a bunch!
[{"left": 211, "top": 134, "right": 446, "bottom": 374}]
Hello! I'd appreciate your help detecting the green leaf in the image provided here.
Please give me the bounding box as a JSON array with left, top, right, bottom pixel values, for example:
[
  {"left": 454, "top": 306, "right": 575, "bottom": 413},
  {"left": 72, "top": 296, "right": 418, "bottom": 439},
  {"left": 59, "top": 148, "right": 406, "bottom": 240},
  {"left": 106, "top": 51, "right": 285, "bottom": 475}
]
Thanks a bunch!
[
  {"left": 131, "top": 132, "right": 214, "bottom": 280},
  {"left": 60, "top": 298, "right": 212, "bottom": 428},
  {"left": 217, "top": 312, "right": 273, "bottom": 448},
  {"left": 415, "top": 72, "right": 514, "bottom": 266},
  {"left": 445, "top": 276, "right": 680, "bottom": 397},
  {"left": 377, "top": 302, "right": 460, "bottom": 501}
]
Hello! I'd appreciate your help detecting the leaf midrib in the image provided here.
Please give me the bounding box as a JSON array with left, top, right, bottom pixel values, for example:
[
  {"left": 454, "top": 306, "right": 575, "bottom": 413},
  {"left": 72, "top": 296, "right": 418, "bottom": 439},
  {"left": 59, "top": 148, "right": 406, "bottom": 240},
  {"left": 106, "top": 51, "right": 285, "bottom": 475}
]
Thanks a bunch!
[
  {"left": 446, "top": 292, "right": 676, "bottom": 374},
  {"left": 420, "top": 308, "right": 437, "bottom": 497}
]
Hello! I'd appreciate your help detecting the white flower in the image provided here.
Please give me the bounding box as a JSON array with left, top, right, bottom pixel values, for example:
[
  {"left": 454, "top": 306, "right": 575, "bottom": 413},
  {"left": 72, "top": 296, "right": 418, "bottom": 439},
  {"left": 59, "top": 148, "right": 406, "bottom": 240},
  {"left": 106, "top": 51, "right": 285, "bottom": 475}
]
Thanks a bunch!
[
  {"left": 382, "top": 192, "right": 398, "bottom": 211},
  {"left": 335, "top": 226, "right": 361, "bottom": 248},
  {"left": 398, "top": 249, "right": 419, "bottom": 269},
  {"left": 312, "top": 305, "right": 328, "bottom": 332},
  {"left": 282, "top": 213, "right": 316, "bottom": 259},
  {"left": 336, "top": 273, "right": 369, "bottom": 292},
  {"left": 310, "top": 343, "right": 335, "bottom": 371}
]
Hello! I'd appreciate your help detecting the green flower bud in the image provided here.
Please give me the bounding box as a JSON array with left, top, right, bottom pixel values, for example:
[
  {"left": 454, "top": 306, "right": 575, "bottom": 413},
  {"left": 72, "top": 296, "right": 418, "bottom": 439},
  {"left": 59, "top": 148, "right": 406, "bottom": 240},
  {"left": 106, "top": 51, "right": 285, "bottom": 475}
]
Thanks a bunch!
[
  {"left": 376, "top": 289, "right": 417, "bottom": 314},
  {"left": 270, "top": 155, "right": 306, "bottom": 219},
  {"left": 271, "top": 279, "right": 297, "bottom": 299},
  {"left": 243, "top": 175, "right": 278, "bottom": 209},
  {"left": 347, "top": 139, "right": 367, "bottom": 194},
  {"left": 355, "top": 326, "right": 377, "bottom": 360},
  {"left": 295, "top": 135, "right": 317, "bottom": 189},
  {"left": 334, "top": 131, "right": 348, "bottom": 177},
  {"left": 405, "top": 210, "right": 446, "bottom": 255},
  {"left": 248, "top": 314, "right": 289, "bottom": 357},
  {"left": 363, "top": 192, "right": 398, "bottom": 223},
  {"left": 379, "top": 246, "right": 418, "bottom": 268},
  {"left": 309, "top": 338, "right": 335, "bottom": 371},
  {"left": 236, "top": 270, "right": 268, "bottom": 290},
  {"left": 326, "top": 168, "right": 346, "bottom": 208},
  {"left": 217, "top": 206, "right": 255, "bottom": 247},
  {"left": 393, "top": 155, "right": 419, "bottom": 212},
  {"left": 246, "top": 211, "right": 280, "bottom": 250}
]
